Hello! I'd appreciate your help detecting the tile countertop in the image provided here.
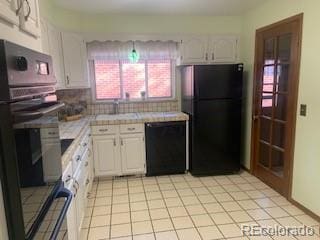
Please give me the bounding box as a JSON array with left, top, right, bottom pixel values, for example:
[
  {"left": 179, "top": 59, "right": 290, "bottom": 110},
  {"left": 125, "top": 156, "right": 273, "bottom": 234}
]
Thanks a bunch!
[
  {"left": 91, "top": 111, "right": 189, "bottom": 125},
  {"left": 59, "top": 111, "right": 189, "bottom": 171}
]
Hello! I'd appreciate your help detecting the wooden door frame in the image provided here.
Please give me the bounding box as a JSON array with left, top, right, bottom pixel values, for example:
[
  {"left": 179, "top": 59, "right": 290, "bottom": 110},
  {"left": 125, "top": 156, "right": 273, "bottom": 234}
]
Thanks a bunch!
[{"left": 250, "top": 13, "right": 303, "bottom": 199}]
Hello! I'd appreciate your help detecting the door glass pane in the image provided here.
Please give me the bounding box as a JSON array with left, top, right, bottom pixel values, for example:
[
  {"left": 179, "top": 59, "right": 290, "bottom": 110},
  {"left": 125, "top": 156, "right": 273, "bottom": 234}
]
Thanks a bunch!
[
  {"left": 261, "top": 93, "right": 273, "bottom": 116},
  {"left": 271, "top": 149, "right": 284, "bottom": 177},
  {"left": 260, "top": 117, "right": 271, "bottom": 142},
  {"left": 274, "top": 94, "right": 287, "bottom": 120},
  {"left": 272, "top": 122, "right": 285, "bottom": 149},
  {"left": 277, "top": 64, "right": 289, "bottom": 92},
  {"left": 259, "top": 142, "right": 270, "bottom": 168},
  {"left": 278, "top": 34, "right": 292, "bottom": 63},
  {"left": 264, "top": 38, "right": 275, "bottom": 64},
  {"left": 263, "top": 66, "right": 275, "bottom": 92}
]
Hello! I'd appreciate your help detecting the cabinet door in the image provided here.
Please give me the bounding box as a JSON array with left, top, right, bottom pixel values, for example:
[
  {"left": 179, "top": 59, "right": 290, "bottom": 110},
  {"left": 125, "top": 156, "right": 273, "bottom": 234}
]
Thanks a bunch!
[
  {"left": 74, "top": 165, "right": 87, "bottom": 234},
  {"left": 180, "top": 37, "right": 208, "bottom": 64},
  {"left": 209, "top": 36, "right": 238, "bottom": 63},
  {"left": 120, "top": 134, "right": 145, "bottom": 175},
  {"left": 93, "top": 135, "right": 121, "bottom": 176},
  {"left": 47, "top": 24, "right": 65, "bottom": 89},
  {"left": 18, "top": 0, "right": 40, "bottom": 37},
  {"left": 61, "top": 32, "right": 89, "bottom": 88},
  {"left": 0, "top": 0, "right": 19, "bottom": 25}
]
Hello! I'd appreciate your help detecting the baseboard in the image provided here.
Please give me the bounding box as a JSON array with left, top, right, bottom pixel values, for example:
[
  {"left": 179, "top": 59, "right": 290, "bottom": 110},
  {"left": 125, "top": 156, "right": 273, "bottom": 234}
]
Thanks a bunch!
[
  {"left": 241, "top": 165, "right": 320, "bottom": 222},
  {"left": 289, "top": 198, "right": 320, "bottom": 222},
  {"left": 241, "top": 164, "right": 250, "bottom": 172}
]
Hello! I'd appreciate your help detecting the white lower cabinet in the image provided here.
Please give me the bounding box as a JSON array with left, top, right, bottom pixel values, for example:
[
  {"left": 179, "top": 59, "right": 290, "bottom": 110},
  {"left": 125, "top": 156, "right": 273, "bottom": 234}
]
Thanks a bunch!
[
  {"left": 63, "top": 130, "right": 93, "bottom": 240},
  {"left": 93, "top": 135, "right": 121, "bottom": 176},
  {"left": 120, "top": 134, "right": 145, "bottom": 175},
  {"left": 92, "top": 124, "right": 146, "bottom": 177}
]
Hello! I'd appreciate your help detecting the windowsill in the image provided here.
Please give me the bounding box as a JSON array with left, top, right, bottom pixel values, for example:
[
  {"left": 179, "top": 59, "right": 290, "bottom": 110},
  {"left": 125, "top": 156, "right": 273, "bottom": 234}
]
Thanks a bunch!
[{"left": 92, "top": 98, "right": 177, "bottom": 104}]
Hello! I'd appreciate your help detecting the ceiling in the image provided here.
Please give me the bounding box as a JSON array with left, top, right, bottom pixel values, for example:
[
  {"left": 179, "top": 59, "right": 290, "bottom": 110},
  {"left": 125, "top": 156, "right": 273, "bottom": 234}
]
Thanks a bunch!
[{"left": 53, "top": 0, "right": 265, "bottom": 16}]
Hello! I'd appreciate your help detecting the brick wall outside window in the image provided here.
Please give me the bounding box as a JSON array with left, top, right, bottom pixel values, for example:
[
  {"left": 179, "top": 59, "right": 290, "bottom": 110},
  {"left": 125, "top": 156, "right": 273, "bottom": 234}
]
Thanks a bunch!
[{"left": 94, "top": 59, "right": 172, "bottom": 100}]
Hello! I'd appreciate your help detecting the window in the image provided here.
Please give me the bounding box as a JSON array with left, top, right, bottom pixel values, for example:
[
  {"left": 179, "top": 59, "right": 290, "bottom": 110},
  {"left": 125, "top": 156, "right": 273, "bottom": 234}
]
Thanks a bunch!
[{"left": 93, "top": 59, "right": 173, "bottom": 101}]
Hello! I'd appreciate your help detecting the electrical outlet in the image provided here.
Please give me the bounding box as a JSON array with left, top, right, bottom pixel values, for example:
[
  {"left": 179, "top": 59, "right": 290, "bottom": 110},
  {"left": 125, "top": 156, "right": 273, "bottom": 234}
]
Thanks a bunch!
[{"left": 300, "top": 104, "right": 307, "bottom": 116}]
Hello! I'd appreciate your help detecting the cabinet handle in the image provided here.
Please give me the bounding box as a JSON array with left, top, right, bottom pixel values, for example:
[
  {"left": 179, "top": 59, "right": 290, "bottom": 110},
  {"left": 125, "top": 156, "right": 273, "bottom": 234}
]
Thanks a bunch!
[
  {"left": 15, "top": 0, "right": 24, "bottom": 15},
  {"left": 86, "top": 179, "right": 90, "bottom": 185},
  {"left": 205, "top": 53, "right": 208, "bottom": 61},
  {"left": 74, "top": 180, "right": 79, "bottom": 189},
  {"left": 73, "top": 184, "right": 78, "bottom": 196},
  {"left": 65, "top": 175, "right": 72, "bottom": 183},
  {"left": 85, "top": 161, "right": 89, "bottom": 167},
  {"left": 66, "top": 75, "right": 70, "bottom": 85},
  {"left": 24, "top": 0, "right": 31, "bottom": 21},
  {"left": 120, "top": 139, "right": 123, "bottom": 146},
  {"left": 83, "top": 142, "right": 88, "bottom": 147},
  {"left": 127, "top": 127, "right": 135, "bottom": 131},
  {"left": 113, "top": 139, "right": 116, "bottom": 146},
  {"left": 76, "top": 155, "right": 81, "bottom": 162},
  {"left": 212, "top": 53, "right": 214, "bottom": 60}
]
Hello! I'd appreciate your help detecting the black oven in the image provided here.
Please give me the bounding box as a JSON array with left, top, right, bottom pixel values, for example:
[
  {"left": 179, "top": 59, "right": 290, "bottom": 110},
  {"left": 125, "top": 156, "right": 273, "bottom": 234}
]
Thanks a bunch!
[{"left": 0, "top": 40, "right": 72, "bottom": 240}]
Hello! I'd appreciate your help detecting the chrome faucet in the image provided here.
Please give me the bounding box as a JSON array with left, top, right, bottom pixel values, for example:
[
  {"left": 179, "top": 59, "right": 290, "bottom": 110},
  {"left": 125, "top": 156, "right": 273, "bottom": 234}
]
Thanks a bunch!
[{"left": 112, "top": 99, "right": 120, "bottom": 115}]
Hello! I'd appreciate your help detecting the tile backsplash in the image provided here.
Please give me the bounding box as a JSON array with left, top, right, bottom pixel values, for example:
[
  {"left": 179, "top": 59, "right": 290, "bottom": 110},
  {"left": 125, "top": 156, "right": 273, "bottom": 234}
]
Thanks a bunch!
[{"left": 56, "top": 89, "right": 179, "bottom": 115}]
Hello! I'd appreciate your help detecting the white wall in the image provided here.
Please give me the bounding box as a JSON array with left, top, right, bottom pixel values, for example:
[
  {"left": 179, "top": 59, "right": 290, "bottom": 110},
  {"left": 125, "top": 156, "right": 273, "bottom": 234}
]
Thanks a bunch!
[{"left": 241, "top": 0, "right": 320, "bottom": 216}]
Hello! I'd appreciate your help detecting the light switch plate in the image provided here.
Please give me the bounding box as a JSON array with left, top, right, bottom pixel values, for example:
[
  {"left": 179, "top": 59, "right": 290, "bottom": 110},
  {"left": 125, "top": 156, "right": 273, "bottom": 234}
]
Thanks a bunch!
[{"left": 300, "top": 104, "right": 307, "bottom": 116}]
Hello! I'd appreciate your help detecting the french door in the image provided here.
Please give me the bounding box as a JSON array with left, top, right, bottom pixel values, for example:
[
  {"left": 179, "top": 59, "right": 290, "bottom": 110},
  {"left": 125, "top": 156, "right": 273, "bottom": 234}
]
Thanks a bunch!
[{"left": 251, "top": 14, "right": 303, "bottom": 197}]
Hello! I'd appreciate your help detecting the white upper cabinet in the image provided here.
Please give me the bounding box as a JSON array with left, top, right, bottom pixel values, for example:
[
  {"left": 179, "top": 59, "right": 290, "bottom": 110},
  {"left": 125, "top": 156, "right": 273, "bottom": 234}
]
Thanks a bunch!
[
  {"left": 180, "top": 37, "right": 208, "bottom": 64},
  {"left": 0, "top": 0, "right": 19, "bottom": 25},
  {"left": 209, "top": 36, "right": 238, "bottom": 63},
  {"left": 61, "top": 32, "right": 89, "bottom": 89},
  {"left": 47, "top": 24, "right": 65, "bottom": 89},
  {"left": 120, "top": 134, "right": 145, "bottom": 175},
  {"left": 179, "top": 35, "right": 239, "bottom": 65},
  {"left": 18, "top": 0, "right": 40, "bottom": 37}
]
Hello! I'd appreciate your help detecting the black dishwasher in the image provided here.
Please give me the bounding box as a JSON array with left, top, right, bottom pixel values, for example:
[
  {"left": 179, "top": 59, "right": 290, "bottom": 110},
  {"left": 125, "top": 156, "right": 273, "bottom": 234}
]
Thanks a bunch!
[{"left": 145, "top": 121, "right": 186, "bottom": 176}]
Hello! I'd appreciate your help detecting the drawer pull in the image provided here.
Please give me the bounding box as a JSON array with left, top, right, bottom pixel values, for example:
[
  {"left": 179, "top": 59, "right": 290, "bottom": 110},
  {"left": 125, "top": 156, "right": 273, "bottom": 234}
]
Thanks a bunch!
[
  {"left": 127, "top": 127, "right": 135, "bottom": 131},
  {"left": 99, "top": 129, "right": 109, "bottom": 132},
  {"left": 65, "top": 175, "right": 72, "bottom": 183},
  {"left": 48, "top": 131, "right": 57, "bottom": 135},
  {"left": 113, "top": 139, "right": 116, "bottom": 146}
]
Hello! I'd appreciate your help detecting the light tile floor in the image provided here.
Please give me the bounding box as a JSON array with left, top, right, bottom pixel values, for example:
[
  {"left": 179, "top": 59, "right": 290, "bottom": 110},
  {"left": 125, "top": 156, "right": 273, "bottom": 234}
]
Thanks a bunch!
[{"left": 81, "top": 171, "right": 320, "bottom": 240}]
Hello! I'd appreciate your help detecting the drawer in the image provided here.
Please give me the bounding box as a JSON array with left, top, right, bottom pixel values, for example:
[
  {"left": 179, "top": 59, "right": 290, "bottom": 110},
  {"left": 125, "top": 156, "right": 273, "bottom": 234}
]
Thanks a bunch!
[
  {"left": 41, "top": 128, "right": 60, "bottom": 139},
  {"left": 91, "top": 125, "right": 118, "bottom": 135},
  {"left": 120, "top": 124, "right": 144, "bottom": 134}
]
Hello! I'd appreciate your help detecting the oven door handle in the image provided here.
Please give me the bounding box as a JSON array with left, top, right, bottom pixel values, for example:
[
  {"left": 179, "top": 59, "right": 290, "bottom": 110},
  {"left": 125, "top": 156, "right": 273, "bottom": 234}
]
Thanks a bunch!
[
  {"left": 49, "top": 187, "right": 73, "bottom": 240},
  {"left": 13, "top": 102, "right": 65, "bottom": 120},
  {"left": 26, "top": 181, "right": 63, "bottom": 240}
]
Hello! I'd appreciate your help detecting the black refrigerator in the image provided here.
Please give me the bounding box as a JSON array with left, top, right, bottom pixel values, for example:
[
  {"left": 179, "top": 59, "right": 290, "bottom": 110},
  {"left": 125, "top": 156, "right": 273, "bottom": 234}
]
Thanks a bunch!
[{"left": 181, "top": 64, "right": 243, "bottom": 176}]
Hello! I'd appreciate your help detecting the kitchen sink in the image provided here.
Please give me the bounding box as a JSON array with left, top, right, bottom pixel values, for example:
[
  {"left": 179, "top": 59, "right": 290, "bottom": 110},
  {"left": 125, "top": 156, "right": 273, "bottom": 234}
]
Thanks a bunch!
[{"left": 60, "top": 138, "right": 74, "bottom": 155}]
